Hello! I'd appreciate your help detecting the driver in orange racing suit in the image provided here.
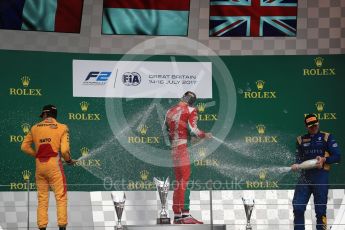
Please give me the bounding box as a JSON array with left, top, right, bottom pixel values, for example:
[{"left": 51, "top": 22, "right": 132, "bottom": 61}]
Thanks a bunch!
[{"left": 21, "top": 105, "right": 76, "bottom": 230}]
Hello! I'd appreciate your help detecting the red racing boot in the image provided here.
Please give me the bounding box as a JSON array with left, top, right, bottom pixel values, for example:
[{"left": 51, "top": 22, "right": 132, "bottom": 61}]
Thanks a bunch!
[{"left": 174, "top": 215, "right": 204, "bottom": 224}]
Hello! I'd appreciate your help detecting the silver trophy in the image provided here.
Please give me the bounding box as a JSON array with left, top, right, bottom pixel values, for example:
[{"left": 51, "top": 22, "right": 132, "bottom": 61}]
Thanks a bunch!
[
  {"left": 154, "top": 177, "right": 171, "bottom": 224},
  {"left": 242, "top": 197, "right": 255, "bottom": 230},
  {"left": 111, "top": 192, "right": 126, "bottom": 230}
]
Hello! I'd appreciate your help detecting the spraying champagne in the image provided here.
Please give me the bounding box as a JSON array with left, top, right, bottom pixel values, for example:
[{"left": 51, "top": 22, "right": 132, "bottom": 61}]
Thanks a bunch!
[{"left": 294, "top": 159, "right": 318, "bottom": 170}]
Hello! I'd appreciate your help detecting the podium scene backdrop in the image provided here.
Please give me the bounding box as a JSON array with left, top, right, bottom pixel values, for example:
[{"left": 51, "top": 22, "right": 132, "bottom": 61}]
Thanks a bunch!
[{"left": 0, "top": 50, "right": 344, "bottom": 192}]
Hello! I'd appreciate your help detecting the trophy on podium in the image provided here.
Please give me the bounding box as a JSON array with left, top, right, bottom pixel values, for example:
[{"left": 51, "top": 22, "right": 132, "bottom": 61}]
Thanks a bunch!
[
  {"left": 111, "top": 192, "right": 126, "bottom": 230},
  {"left": 242, "top": 197, "right": 255, "bottom": 230},
  {"left": 154, "top": 177, "right": 171, "bottom": 224}
]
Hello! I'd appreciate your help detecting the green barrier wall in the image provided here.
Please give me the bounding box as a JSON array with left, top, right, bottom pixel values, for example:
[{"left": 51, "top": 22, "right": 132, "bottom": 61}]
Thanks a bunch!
[{"left": 0, "top": 50, "right": 344, "bottom": 191}]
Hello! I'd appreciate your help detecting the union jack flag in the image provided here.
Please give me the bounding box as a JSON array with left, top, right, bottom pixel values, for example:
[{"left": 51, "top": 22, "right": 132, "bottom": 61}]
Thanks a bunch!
[{"left": 209, "top": 0, "right": 298, "bottom": 37}]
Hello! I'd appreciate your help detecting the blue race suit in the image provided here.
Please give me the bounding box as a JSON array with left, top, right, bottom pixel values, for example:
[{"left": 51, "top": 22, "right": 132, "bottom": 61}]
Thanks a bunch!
[{"left": 293, "top": 131, "right": 341, "bottom": 230}]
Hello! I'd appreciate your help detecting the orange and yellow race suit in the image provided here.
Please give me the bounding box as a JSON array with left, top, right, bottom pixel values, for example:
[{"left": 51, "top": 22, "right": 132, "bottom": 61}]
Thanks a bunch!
[{"left": 21, "top": 117, "right": 71, "bottom": 228}]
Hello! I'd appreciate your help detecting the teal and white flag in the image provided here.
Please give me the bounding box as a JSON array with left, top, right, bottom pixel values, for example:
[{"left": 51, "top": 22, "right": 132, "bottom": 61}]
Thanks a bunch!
[{"left": 102, "top": 0, "right": 190, "bottom": 36}]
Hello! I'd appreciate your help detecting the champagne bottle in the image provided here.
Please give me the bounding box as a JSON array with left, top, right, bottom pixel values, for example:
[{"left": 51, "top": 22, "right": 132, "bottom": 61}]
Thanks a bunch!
[{"left": 297, "top": 159, "right": 318, "bottom": 170}]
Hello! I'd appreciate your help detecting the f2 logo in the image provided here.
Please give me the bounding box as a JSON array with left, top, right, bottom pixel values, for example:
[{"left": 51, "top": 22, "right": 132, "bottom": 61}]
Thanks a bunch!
[{"left": 85, "top": 72, "right": 111, "bottom": 82}]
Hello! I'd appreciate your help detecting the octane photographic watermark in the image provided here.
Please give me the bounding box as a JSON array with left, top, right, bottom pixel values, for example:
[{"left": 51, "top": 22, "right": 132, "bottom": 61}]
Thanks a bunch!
[{"left": 103, "top": 177, "right": 244, "bottom": 191}]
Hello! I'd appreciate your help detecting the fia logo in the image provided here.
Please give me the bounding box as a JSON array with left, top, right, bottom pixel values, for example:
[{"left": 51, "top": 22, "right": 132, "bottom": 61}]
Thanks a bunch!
[{"left": 122, "top": 72, "right": 141, "bottom": 86}]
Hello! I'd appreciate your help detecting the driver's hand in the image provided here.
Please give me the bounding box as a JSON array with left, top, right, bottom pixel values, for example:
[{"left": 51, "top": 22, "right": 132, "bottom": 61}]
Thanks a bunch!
[
  {"left": 291, "top": 164, "right": 299, "bottom": 172},
  {"left": 316, "top": 156, "right": 326, "bottom": 169},
  {"left": 191, "top": 136, "right": 199, "bottom": 145},
  {"left": 205, "top": 133, "right": 213, "bottom": 139},
  {"left": 66, "top": 159, "right": 78, "bottom": 166}
]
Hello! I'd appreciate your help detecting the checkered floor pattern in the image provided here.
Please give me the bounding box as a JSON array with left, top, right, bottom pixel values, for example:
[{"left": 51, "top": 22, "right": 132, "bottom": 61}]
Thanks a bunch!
[
  {"left": 0, "top": 189, "right": 344, "bottom": 229},
  {"left": 90, "top": 189, "right": 345, "bottom": 230},
  {"left": 0, "top": 192, "right": 94, "bottom": 229}
]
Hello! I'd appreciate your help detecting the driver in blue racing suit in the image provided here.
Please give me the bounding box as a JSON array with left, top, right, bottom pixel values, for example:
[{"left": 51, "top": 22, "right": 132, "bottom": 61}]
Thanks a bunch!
[{"left": 291, "top": 114, "right": 341, "bottom": 230}]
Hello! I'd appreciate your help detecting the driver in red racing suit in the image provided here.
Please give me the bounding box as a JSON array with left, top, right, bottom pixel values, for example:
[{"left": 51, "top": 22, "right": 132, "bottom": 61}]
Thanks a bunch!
[{"left": 165, "top": 91, "right": 212, "bottom": 224}]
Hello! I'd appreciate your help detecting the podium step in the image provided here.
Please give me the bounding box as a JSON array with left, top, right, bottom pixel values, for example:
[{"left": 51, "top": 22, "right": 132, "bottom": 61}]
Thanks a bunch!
[{"left": 125, "top": 225, "right": 226, "bottom": 230}]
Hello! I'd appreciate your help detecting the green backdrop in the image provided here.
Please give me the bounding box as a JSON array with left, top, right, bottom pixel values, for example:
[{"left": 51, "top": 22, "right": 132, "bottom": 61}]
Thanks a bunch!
[{"left": 0, "top": 50, "right": 343, "bottom": 191}]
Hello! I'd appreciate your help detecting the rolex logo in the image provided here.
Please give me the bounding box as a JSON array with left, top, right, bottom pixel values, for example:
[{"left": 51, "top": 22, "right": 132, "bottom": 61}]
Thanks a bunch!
[
  {"left": 80, "top": 101, "right": 89, "bottom": 112},
  {"left": 140, "top": 170, "right": 149, "bottom": 181},
  {"left": 9, "top": 76, "right": 42, "bottom": 96},
  {"left": 256, "top": 80, "right": 265, "bottom": 91},
  {"left": 80, "top": 147, "right": 89, "bottom": 157},
  {"left": 259, "top": 170, "right": 267, "bottom": 180},
  {"left": 315, "top": 101, "right": 325, "bottom": 112},
  {"left": 198, "top": 147, "right": 207, "bottom": 158},
  {"left": 256, "top": 124, "right": 266, "bottom": 135},
  {"left": 246, "top": 169, "right": 278, "bottom": 189},
  {"left": 197, "top": 103, "right": 206, "bottom": 113},
  {"left": 314, "top": 57, "right": 324, "bottom": 68},
  {"left": 244, "top": 80, "right": 276, "bottom": 99},
  {"left": 21, "top": 123, "right": 31, "bottom": 134},
  {"left": 138, "top": 124, "right": 148, "bottom": 135},
  {"left": 246, "top": 124, "right": 277, "bottom": 143},
  {"left": 22, "top": 170, "right": 31, "bottom": 181},
  {"left": 303, "top": 57, "right": 335, "bottom": 76},
  {"left": 307, "top": 101, "right": 336, "bottom": 120},
  {"left": 21, "top": 76, "right": 30, "bottom": 87},
  {"left": 69, "top": 101, "right": 100, "bottom": 121}
]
